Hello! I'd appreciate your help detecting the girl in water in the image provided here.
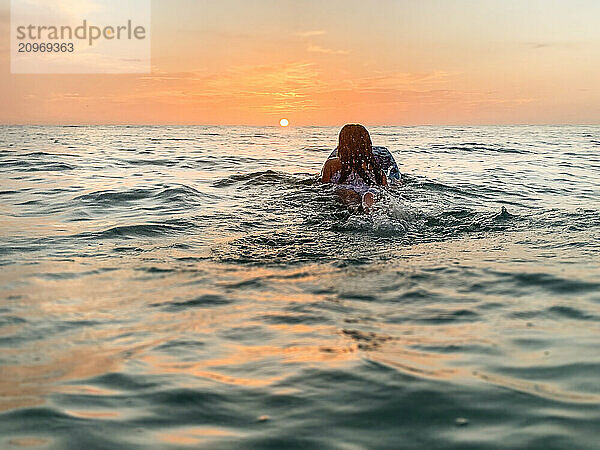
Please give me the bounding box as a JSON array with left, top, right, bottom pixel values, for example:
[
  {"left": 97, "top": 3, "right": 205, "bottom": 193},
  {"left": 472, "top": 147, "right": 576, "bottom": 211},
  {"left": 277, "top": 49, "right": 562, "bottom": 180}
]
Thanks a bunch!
[{"left": 321, "top": 124, "right": 387, "bottom": 211}]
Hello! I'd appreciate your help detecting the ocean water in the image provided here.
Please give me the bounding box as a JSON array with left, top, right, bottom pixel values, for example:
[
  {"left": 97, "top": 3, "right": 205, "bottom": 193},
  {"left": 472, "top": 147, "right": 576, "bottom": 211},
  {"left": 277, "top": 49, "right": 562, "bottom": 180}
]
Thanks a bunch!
[{"left": 0, "top": 125, "right": 599, "bottom": 449}]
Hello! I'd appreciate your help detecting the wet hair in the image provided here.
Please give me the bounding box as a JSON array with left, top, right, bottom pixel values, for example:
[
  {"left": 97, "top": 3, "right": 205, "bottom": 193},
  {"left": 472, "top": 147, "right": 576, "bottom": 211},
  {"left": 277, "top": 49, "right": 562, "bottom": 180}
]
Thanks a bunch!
[{"left": 337, "top": 124, "right": 385, "bottom": 186}]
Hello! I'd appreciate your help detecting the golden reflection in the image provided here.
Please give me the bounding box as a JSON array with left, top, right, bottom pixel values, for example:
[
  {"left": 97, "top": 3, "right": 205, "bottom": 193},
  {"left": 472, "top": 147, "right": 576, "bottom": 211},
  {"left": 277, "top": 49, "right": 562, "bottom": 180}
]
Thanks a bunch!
[
  {"left": 474, "top": 371, "right": 600, "bottom": 404},
  {"left": 337, "top": 324, "right": 479, "bottom": 381},
  {"left": 157, "top": 427, "right": 239, "bottom": 446},
  {"left": 54, "top": 384, "right": 120, "bottom": 396},
  {"left": 2, "top": 241, "right": 596, "bottom": 417},
  {"left": 7, "top": 438, "right": 50, "bottom": 447},
  {"left": 0, "top": 346, "right": 124, "bottom": 412},
  {"left": 142, "top": 353, "right": 282, "bottom": 388},
  {"left": 0, "top": 262, "right": 182, "bottom": 412},
  {"left": 65, "top": 410, "right": 120, "bottom": 419},
  {"left": 0, "top": 256, "right": 496, "bottom": 412}
]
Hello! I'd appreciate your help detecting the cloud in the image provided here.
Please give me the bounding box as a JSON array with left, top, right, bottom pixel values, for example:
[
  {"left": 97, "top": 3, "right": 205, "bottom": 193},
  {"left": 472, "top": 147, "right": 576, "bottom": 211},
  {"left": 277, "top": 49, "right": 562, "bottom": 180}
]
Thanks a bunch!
[
  {"left": 527, "top": 42, "right": 552, "bottom": 49},
  {"left": 294, "top": 30, "right": 326, "bottom": 38},
  {"left": 525, "top": 41, "right": 579, "bottom": 50},
  {"left": 122, "top": 66, "right": 463, "bottom": 114},
  {"left": 307, "top": 44, "right": 350, "bottom": 55},
  {"left": 355, "top": 71, "right": 451, "bottom": 88},
  {"left": 18, "top": 62, "right": 535, "bottom": 125},
  {"left": 131, "top": 62, "right": 325, "bottom": 113}
]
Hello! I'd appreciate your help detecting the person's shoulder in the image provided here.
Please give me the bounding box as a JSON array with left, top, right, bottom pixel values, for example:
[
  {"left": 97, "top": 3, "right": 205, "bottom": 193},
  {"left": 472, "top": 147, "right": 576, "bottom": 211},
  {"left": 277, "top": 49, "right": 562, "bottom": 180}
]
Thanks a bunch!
[
  {"left": 325, "top": 157, "right": 341, "bottom": 168},
  {"left": 325, "top": 157, "right": 341, "bottom": 173},
  {"left": 321, "top": 157, "right": 342, "bottom": 182}
]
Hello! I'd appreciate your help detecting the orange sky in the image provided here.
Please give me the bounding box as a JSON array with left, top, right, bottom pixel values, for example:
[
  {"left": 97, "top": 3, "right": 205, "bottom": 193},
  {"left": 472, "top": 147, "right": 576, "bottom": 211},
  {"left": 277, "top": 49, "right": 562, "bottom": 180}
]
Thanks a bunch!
[{"left": 1, "top": 0, "right": 600, "bottom": 125}]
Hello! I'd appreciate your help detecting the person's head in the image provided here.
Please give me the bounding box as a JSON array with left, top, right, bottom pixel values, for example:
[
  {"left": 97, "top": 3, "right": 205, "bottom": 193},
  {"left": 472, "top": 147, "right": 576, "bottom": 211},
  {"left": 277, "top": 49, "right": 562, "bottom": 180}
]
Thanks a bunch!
[
  {"left": 338, "top": 124, "right": 373, "bottom": 164},
  {"left": 337, "top": 124, "right": 385, "bottom": 185}
]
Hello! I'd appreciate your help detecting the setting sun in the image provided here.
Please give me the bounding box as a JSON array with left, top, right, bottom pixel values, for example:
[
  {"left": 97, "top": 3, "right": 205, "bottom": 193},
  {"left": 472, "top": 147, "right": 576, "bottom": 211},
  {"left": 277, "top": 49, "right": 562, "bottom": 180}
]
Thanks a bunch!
[{"left": 279, "top": 118, "right": 289, "bottom": 127}]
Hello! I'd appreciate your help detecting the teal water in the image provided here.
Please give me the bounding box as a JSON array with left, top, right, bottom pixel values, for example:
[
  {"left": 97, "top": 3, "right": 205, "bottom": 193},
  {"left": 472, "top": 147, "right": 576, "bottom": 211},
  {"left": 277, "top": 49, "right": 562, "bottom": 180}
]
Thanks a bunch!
[{"left": 0, "top": 125, "right": 599, "bottom": 449}]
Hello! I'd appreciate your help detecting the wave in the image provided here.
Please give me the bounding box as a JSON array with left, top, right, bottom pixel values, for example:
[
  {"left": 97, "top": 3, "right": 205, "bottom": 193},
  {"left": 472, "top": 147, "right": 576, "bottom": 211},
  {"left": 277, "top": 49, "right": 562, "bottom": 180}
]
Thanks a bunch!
[
  {"left": 87, "top": 220, "right": 196, "bottom": 239},
  {"left": 547, "top": 305, "right": 599, "bottom": 321},
  {"left": 489, "top": 270, "right": 600, "bottom": 296},
  {"left": 153, "top": 294, "right": 233, "bottom": 311},
  {"left": 74, "top": 188, "right": 155, "bottom": 204},
  {"left": 0, "top": 161, "right": 76, "bottom": 171},
  {"left": 148, "top": 137, "right": 197, "bottom": 142},
  {"left": 213, "top": 170, "right": 311, "bottom": 188},
  {"left": 20, "top": 151, "right": 78, "bottom": 158},
  {"left": 119, "top": 158, "right": 180, "bottom": 167},
  {"left": 403, "top": 177, "right": 478, "bottom": 197},
  {"left": 212, "top": 201, "right": 521, "bottom": 266},
  {"left": 530, "top": 208, "right": 600, "bottom": 231},
  {"left": 429, "top": 142, "right": 530, "bottom": 154},
  {"left": 72, "top": 185, "right": 206, "bottom": 207}
]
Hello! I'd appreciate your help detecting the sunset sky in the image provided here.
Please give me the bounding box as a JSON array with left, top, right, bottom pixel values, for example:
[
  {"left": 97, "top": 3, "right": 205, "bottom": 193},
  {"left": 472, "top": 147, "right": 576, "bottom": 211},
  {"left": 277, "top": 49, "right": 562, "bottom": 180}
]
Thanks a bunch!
[{"left": 1, "top": 0, "right": 600, "bottom": 125}]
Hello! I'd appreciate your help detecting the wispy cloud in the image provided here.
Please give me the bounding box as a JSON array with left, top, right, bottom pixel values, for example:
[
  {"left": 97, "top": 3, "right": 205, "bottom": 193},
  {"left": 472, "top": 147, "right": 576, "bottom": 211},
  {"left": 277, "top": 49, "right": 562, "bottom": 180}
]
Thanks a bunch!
[
  {"left": 307, "top": 44, "right": 350, "bottom": 55},
  {"left": 354, "top": 71, "right": 451, "bottom": 89},
  {"left": 530, "top": 43, "right": 551, "bottom": 49},
  {"left": 524, "top": 41, "right": 579, "bottom": 50},
  {"left": 134, "top": 62, "right": 324, "bottom": 113},
  {"left": 3, "top": 60, "right": 537, "bottom": 125},
  {"left": 294, "top": 30, "right": 326, "bottom": 38}
]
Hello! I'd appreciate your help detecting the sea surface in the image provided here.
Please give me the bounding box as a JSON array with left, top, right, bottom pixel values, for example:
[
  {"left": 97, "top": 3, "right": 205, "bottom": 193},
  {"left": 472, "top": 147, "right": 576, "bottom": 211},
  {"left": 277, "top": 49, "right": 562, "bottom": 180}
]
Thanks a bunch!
[{"left": 0, "top": 125, "right": 599, "bottom": 449}]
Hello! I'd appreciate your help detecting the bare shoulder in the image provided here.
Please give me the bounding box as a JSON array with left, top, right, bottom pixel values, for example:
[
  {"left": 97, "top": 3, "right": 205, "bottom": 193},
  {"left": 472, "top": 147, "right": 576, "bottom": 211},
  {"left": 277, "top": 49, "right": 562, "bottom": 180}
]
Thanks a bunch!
[{"left": 321, "top": 157, "right": 342, "bottom": 183}]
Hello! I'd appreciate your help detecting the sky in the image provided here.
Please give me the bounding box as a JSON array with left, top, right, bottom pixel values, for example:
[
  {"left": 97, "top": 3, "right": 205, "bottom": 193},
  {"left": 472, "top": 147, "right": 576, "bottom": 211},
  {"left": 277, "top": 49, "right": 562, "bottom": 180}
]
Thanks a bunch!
[{"left": 1, "top": 0, "right": 600, "bottom": 125}]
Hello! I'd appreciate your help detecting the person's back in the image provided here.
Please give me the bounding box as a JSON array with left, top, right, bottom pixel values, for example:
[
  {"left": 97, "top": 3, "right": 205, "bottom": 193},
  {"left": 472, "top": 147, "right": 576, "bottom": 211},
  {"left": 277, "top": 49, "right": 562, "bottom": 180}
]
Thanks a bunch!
[{"left": 321, "top": 124, "right": 387, "bottom": 210}]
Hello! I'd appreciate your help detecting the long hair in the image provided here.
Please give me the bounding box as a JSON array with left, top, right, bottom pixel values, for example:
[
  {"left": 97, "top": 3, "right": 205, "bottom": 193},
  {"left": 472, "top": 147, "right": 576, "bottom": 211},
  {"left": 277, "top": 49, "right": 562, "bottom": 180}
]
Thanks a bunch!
[{"left": 337, "top": 124, "right": 385, "bottom": 186}]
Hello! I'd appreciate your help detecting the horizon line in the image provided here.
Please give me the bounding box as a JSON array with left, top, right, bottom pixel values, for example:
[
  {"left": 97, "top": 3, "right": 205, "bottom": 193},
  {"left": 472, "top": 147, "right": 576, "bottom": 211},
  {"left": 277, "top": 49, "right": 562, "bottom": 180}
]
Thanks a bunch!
[{"left": 1, "top": 122, "right": 599, "bottom": 127}]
